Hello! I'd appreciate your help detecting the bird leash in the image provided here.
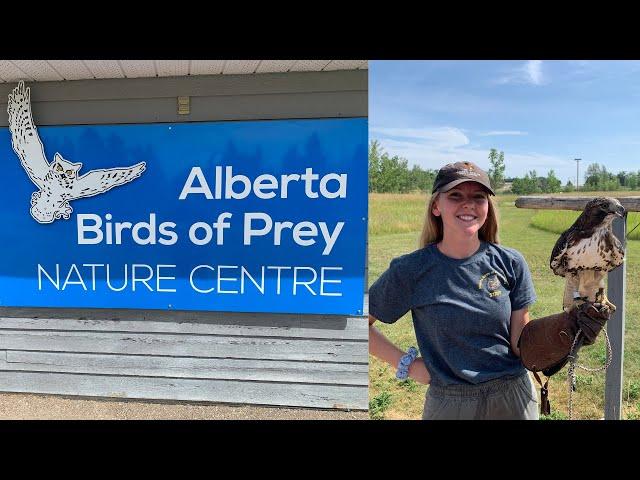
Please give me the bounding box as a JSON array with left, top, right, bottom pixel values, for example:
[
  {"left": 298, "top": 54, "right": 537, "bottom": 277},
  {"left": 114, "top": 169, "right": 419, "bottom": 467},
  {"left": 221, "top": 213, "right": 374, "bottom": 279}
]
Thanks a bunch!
[
  {"left": 627, "top": 220, "right": 640, "bottom": 239},
  {"left": 566, "top": 328, "right": 613, "bottom": 420}
]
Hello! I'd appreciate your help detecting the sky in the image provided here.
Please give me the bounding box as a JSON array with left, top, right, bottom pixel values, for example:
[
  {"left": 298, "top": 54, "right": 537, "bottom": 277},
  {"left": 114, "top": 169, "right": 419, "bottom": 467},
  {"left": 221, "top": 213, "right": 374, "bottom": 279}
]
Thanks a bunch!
[{"left": 369, "top": 60, "right": 640, "bottom": 184}]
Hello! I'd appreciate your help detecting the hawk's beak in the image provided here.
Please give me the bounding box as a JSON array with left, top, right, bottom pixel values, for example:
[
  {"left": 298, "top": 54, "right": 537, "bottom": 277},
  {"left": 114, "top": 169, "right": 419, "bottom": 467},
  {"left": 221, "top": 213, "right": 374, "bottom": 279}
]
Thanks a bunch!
[{"left": 616, "top": 206, "right": 626, "bottom": 218}]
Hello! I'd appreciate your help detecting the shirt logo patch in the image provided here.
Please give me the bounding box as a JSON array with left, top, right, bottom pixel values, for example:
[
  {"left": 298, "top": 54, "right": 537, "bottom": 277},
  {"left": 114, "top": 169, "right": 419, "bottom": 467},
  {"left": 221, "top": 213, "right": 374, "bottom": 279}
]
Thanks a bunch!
[{"left": 478, "top": 271, "right": 508, "bottom": 298}]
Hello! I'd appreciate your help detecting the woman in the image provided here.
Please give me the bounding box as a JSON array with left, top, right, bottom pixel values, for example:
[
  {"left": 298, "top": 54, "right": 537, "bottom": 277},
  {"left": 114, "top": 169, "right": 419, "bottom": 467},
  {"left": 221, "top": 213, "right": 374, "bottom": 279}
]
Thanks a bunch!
[{"left": 368, "top": 161, "right": 539, "bottom": 420}]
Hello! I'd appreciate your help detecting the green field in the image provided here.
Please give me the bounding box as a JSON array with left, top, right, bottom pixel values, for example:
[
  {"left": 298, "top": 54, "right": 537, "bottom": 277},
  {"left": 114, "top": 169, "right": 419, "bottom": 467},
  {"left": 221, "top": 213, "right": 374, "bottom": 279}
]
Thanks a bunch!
[{"left": 369, "top": 192, "right": 640, "bottom": 420}]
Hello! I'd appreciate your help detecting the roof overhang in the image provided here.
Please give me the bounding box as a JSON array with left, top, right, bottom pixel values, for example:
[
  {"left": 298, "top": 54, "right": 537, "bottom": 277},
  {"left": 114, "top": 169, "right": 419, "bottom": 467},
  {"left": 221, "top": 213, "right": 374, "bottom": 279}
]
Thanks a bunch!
[{"left": 0, "top": 60, "right": 368, "bottom": 82}]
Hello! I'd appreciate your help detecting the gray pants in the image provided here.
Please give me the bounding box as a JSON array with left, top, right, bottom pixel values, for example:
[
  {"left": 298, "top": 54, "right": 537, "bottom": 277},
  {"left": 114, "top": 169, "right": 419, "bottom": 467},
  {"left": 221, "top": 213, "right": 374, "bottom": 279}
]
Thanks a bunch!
[{"left": 422, "top": 372, "right": 539, "bottom": 420}]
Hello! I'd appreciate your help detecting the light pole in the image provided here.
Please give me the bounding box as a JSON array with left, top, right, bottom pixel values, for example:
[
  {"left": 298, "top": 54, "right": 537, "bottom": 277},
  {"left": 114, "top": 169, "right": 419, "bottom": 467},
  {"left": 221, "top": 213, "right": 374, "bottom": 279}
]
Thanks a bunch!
[{"left": 574, "top": 158, "right": 581, "bottom": 191}]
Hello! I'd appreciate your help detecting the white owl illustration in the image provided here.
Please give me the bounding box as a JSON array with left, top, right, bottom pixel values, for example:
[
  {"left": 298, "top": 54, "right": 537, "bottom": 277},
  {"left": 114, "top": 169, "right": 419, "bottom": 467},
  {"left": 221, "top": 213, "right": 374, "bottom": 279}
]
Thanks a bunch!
[{"left": 7, "top": 81, "right": 146, "bottom": 224}]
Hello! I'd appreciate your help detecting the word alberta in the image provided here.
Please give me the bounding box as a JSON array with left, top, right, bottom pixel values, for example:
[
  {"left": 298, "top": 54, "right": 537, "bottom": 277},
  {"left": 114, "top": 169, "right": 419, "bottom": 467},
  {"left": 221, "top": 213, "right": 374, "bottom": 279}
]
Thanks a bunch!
[{"left": 178, "top": 166, "right": 347, "bottom": 200}]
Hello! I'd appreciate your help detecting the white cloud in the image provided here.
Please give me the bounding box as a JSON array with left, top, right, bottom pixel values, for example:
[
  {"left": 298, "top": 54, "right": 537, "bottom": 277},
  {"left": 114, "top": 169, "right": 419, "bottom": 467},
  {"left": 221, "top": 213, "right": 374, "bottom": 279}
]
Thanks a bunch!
[
  {"left": 507, "top": 152, "right": 569, "bottom": 176},
  {"left": 525, "top": 60, "right": 543, "bottom": 84},
  {"left": 478, "top": 130, "right": 528, "bottom": 137},
  {"left": 496, "top": 60, "right": 546, "bottom": 86},
  {"left": 370, "top": 126, "right": 470, "bottom": 149},
  {"left": 376, "top": 138, "right": 486, "bottom": 168},
  {"left": 372, "top": 126, "right": 570, "bottom": 180}
]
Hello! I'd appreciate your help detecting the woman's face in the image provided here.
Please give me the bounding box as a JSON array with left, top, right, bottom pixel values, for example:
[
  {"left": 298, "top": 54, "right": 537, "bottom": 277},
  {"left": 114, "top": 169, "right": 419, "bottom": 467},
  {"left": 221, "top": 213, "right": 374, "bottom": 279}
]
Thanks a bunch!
[{"left": 432, "top": 182, "right": 489, "bottom": 239}]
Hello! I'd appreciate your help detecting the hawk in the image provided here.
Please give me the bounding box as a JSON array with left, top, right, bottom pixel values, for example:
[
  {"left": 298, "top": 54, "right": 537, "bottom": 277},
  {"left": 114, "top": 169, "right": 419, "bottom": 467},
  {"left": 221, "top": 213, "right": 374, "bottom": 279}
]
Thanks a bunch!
[
  {"left": 550, "top": 197, "right": 626, "bottom": 312},
  {"left": 7, "top": 81, "right": 146, "bottom": 224}
]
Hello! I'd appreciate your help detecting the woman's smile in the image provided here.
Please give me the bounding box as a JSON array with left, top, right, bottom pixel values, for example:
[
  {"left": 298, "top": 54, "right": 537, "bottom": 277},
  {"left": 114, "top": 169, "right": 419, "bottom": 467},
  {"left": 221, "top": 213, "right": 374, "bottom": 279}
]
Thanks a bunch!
[{"left": 456, "top": 214, "right": 478, "bottom": 222}]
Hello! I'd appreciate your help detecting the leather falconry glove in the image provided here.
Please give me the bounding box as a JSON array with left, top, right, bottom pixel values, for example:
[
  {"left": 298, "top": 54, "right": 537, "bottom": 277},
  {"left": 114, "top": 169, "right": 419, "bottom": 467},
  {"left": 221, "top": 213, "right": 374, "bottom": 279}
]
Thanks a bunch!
[
  {"left": 517, "top": 302, "right": 612, "bottom": 415},
  {"left": 518, "top": 309, "right": 580, "bottom": 378},
  {"left": 518, "top": 302, "right": 612, "bottom": 376}
]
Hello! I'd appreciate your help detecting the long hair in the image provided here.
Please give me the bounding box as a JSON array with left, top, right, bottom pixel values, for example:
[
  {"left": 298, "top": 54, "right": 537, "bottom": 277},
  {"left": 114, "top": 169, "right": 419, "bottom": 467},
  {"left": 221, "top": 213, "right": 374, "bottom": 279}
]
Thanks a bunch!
[{"left": 419, "top": 192, "right": 500, "bottom": 248}]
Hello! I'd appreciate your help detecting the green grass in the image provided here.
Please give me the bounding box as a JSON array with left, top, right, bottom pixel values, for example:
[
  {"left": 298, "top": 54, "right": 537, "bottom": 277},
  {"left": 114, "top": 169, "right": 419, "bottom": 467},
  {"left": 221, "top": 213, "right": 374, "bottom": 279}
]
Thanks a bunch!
[
  {"left": 624, "top": 381, "right": 640, "bottom": 401},
  {"left": 368, "top": 193, "right": 429, "bottom": 237},
  {"left": 369, "top": 391, "right": 393, "bottom": 420},
  {"left": 540, "top": 411, "right": 569, "bottom": 420},
  {"left": 369, "top": 192, "right": 640, "bottom": 420}
]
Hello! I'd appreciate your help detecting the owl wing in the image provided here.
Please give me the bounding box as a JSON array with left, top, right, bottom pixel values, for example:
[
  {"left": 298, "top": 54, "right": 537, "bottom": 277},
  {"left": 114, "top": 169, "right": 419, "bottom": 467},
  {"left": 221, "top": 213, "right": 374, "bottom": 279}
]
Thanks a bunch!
[
  {"left": 68, "top": 162, "right": 146, "bottom": 200},
  {"left": 7, "top": 81, "right": 49, "bottom": 188}
]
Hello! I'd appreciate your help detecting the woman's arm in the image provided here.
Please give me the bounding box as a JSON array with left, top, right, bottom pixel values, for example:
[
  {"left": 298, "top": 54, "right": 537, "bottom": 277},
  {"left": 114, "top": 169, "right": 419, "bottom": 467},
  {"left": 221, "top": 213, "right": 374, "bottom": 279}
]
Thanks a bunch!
[
  {"left": 509, "top": 307, "right": 530, "bottom": 357},
  {"left": 369, "top": 315, "right": 431, "bottom": 384}
]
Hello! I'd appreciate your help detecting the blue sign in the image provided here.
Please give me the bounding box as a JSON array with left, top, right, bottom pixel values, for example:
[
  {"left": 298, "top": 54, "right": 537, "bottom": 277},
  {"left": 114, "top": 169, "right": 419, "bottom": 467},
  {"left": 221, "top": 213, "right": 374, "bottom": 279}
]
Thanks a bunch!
[{"left": 0, "top": 117, "right": 367, "bottom": 315}]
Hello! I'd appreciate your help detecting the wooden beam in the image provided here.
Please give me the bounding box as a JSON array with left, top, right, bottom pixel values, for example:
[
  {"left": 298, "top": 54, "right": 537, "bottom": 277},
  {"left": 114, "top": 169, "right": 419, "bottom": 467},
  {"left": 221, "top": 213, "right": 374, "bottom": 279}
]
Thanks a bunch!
[{"left": 515, "top": 196, "right": 640, "bottom": 211}]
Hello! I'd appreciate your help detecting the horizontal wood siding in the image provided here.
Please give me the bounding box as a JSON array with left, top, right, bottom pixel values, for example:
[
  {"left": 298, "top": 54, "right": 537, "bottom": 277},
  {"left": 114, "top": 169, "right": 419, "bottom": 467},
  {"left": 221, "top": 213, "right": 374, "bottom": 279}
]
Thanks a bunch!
[
  {"left": 0, "top": 311, "right": 368, "bottom": 409},
  {"left": 0, "top": 372, "right": 364, "bottom": 410},
  {"left": 0, "top": 70, "right": 368, "bottom": 410},
  {"left": 3, "top": 351, "right": 367, "bottom": 385}
]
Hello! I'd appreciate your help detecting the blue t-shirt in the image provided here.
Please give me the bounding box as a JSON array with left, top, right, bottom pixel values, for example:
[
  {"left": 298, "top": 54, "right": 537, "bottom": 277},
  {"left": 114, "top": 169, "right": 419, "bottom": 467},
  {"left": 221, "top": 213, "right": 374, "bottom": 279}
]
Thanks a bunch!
[{"left": 369, "top": 241, "right": 537, "bottom": 387}]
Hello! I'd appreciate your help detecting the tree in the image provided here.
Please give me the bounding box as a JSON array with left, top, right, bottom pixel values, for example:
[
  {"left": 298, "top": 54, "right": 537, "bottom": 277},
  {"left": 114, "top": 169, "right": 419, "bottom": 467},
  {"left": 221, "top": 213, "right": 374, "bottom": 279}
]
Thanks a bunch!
[
  {"left": 409, "top": 164, "right": 436, "bottom": 192},
  {"left": 487, "top": 148, "right": 506, "bottom": 191},
  {"left": 368, "top": 139, "right": 437, "bottom": 193},
  {"left": 368, "top": 140, "right": 382, "bottom": 193},
  {"left": 564, "top": 180, "right": 575, "bottom": 192},
  {"left": 545, "top": 170, "right": 562, "bottom": 193},
  {"left": 583, "top": 163, "right": 620, "bottom": 191},
  {"left": 511, "top": 170, "right": 541, "bottom": 195},
  {"left": 617, "top": 171, "right": 628, "bottom": 187}
]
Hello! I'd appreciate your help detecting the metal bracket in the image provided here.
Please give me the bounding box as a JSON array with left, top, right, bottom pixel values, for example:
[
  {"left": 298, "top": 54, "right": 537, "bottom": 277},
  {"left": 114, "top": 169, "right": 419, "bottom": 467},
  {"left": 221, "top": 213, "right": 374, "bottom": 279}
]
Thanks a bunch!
[{"left": 177, "top": 96, "right": 190, "bottom": 115}]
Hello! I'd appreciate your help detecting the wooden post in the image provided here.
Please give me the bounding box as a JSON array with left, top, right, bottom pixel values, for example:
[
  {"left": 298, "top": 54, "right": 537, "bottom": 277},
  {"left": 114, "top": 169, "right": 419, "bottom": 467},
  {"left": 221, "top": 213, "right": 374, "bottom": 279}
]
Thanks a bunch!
[
  {"left": 515, "top": 195, "right": 638, "bottom": 420},
  {"left": 605, "top": 217, "right": 626, "bottom": 419}
]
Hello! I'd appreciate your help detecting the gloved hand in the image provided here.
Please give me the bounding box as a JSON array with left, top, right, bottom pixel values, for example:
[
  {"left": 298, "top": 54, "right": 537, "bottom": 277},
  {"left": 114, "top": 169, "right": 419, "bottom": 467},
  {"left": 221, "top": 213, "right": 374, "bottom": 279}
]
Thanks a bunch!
[
  {"left": 575, "top": 302, "right": 611, "bottom": 345},
  {"left": 518, "top": 301, "right": 612, "bottom": 377},
  {"left": 517, "top": 301, "right": 612, "bottom": 416},
  {"left": 518, "top": 309, "right": 579, "bottom": 377}
]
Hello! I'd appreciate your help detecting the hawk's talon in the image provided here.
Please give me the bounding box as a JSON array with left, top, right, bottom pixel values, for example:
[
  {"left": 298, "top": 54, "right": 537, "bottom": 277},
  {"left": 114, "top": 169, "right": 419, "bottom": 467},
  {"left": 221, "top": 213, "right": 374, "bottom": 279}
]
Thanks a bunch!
[
  {"left": 596, "top": 288, "right": 617, "bottom": 313},
  {"left": 572, "top": 297, "right": 589, "bottom": 309}
]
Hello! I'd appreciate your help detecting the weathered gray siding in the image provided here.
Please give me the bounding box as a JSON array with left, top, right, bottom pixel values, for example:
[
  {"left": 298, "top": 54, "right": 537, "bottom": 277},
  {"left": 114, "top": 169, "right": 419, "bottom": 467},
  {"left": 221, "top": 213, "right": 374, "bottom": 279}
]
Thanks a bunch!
[
  {"left": 0, "top": 70, "right": 368, "bottom": 410},
  {"left": 0, "top": 71, "right": 367, "bottom": 125}
]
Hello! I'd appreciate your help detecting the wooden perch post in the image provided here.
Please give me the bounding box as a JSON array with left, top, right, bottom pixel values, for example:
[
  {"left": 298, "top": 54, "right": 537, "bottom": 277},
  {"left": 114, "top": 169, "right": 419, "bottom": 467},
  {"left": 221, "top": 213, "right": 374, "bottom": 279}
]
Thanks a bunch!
[{"left": 516, "top": 195, "right": 640, "bottom": 420}]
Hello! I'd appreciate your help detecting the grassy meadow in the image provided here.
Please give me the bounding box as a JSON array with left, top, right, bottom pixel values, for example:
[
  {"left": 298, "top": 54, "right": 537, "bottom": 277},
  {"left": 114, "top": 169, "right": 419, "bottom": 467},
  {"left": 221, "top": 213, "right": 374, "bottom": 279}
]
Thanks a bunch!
[{"left": 369, "top": 191, "right": 640, "bottom": 420}]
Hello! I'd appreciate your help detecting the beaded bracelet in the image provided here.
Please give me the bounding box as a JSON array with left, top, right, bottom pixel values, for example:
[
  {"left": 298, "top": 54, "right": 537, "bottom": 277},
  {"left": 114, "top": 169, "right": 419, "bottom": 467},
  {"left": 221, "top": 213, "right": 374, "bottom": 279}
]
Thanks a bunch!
[{"left": 396, "top": 346, "right": 419, "bottom": 380}]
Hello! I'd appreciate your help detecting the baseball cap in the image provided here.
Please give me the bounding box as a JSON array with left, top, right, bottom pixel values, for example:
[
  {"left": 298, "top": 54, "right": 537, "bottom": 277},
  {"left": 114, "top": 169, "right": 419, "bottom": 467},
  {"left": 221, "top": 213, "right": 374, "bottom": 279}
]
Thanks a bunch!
[{"left": 431, "top": 161, "right": 495, "bottom": 195}]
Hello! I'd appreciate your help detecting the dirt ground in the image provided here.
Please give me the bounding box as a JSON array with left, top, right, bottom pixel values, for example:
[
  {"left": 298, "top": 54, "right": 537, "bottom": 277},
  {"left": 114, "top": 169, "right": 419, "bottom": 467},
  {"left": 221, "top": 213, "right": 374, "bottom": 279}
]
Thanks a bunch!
[{"left": 0, "top": 392, "right": 368, "bottom": 420}]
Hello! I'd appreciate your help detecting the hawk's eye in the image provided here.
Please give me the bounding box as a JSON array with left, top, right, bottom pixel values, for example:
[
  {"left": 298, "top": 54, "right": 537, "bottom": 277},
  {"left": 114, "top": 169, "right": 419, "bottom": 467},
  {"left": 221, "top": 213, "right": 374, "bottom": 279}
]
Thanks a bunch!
[
  {"left": 65, "top": 170, "right": 74, "bottom": 177},
  {"left": 55, "top": 163, "right": 63, "bottom": 172}
]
